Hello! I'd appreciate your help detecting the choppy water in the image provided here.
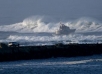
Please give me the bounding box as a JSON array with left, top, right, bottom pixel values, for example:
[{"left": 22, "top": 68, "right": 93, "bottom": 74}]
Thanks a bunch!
[
  {"left": 1, "top": 17, "right": 102, "bottom": 46},
  {"left": 0, "top": 55, "right": 102, "bottom": 74},
  {"left": 0, "top": 1, "right": 102, "bottom": 73}
]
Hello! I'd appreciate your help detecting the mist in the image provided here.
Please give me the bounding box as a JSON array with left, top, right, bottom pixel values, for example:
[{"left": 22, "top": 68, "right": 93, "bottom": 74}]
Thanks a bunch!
[{"left": 0, "top": 0, "right": 102, "bottom": 25}]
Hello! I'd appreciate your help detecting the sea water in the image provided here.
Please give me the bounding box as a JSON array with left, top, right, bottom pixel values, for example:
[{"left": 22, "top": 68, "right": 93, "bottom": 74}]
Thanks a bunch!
[
  {"left": 0, "top": 55, "right": 102, "bottom": 74},
  {"left": 1, "top": 16, "right": 102, "bottom": 46},
  {"left": 0, "top": 0, "right": 102, "bottom": 73}
]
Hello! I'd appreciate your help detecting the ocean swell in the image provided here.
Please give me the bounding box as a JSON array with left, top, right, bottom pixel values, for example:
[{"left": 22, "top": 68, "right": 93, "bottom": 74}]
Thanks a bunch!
[
  {"left": 0, "top": 16, "right": 102, "bottom": 45},
  {"left": 0, "top": 16, "right": 101, "bottom": 33}
]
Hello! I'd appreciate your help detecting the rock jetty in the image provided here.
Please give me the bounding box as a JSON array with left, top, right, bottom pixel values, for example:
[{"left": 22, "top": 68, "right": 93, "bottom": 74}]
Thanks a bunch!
[{"left": 0, "top": 43, "right": 102, "bottom": 61}]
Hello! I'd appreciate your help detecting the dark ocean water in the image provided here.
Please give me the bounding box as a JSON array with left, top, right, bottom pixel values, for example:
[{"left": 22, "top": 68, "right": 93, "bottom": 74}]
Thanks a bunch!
[{"left": 0, "top": 55, "right": 102, "bottom": 74}]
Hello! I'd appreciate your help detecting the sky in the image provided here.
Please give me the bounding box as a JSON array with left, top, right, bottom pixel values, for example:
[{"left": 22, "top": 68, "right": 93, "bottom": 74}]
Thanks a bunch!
[{"left": 0, "top": 0, "right": 102, "bottom": 24}]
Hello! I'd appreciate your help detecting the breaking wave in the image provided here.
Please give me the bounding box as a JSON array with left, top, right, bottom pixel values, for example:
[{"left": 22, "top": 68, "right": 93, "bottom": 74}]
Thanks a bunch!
[
  {"left": 1, "top": 16, "right": 102, "bottom": 45},
  {"left": 0, "top": 16, "right": 59, "bottom": 33},
  {"left": 0, "top": 16, "right": 102, "bottom": 33},
  {"left": 0, "top": 34, "right": 101, "bottom": 45}
]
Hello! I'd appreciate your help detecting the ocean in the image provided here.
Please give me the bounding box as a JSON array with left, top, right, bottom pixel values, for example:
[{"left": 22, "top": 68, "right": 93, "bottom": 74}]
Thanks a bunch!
[
  {"left": 0, "top": 55, "right": 102, "bottom": 74},
  {"left": 0, "top": 0, "right": 102, "bottom": 73}
]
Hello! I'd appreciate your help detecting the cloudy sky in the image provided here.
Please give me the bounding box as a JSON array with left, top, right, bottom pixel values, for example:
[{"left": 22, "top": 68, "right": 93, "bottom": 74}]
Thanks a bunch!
[{"left": 0, "top": 0, "right": 102, "bottom": 24}]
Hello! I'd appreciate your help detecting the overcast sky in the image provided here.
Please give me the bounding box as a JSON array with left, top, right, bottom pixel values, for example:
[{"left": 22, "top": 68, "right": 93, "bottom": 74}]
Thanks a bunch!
[{"left": 0, "top": 0, "right": 102, "bottom": 24}]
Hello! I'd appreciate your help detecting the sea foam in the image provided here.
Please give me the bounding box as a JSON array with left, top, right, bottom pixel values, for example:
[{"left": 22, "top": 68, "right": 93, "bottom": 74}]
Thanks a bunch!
[
  {"left": 0, "top": 16, "right": 102, "bottom": 45},
  {"left": 0, "top": 16, "right": 102, "bottom": 33}
]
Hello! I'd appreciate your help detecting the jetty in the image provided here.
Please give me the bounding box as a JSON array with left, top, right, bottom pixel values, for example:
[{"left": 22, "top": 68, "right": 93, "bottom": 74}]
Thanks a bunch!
[{"left": 0, "top": 43, "right": 102, "bottom": 61}]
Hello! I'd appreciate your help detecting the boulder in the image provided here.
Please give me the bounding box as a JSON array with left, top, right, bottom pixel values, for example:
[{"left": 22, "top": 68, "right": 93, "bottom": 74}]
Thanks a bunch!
[{"left": 0, "top": 43, "right": 8, "bottom": 48}]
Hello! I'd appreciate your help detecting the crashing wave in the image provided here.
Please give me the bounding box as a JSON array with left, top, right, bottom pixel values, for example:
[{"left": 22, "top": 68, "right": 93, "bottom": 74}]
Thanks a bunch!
[
  {"left": 55, "top": 23, "right": 76, "bottom": 35},
  {"left": 1, "top": 16, "right": 102, "bottom": 46},
  {"left": 0, "top": 16, "right": 102, "bottom": 33}
]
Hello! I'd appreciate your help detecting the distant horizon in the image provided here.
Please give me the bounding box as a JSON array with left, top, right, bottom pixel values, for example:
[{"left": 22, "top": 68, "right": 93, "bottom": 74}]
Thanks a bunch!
[{"left": 0, "top": 0, "right": 102, "bottom": 25}]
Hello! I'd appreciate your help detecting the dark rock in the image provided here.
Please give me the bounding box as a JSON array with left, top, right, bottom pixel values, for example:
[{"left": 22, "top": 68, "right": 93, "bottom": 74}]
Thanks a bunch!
[{"left": 0, "top": 44, "right": 102, "bottom": 61}]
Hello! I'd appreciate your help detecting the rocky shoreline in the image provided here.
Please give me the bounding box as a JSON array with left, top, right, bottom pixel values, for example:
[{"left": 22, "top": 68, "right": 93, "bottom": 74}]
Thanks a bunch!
[{"left": 0, "top": 43, "right": 102, "bottom": 61}]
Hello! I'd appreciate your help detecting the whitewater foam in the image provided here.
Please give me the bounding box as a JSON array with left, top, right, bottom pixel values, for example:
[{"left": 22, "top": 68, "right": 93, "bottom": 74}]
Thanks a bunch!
[
  {"left": 0, "top": 34, "right": 100, "bottom": 45},
  {"left": 0, "top": 16, "right": 102, "bottom": 33},
  {"left": 0, "top": 16, "right": 102, "bottom": 45}
]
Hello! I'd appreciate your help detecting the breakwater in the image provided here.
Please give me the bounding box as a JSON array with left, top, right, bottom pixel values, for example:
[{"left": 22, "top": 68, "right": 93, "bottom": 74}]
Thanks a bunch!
[{"left": 0, "top": 43, "right": 102, "bottom": 61}]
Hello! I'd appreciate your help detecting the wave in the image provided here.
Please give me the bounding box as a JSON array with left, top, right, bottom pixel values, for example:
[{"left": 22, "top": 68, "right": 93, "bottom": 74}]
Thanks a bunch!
[
  {"left": 0, "top": 16, "right": 102, "bottom": 33},
  {"left": 0, "top": 34, "right": 100, "bottom": 45},
  {"left": 0, "top": 16, "right": 102, "bottom": 45}
]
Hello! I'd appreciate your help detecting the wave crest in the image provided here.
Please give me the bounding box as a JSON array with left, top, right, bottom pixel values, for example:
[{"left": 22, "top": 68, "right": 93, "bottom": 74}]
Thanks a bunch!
[{"left": 0, "top": 16, "right": 102, "bottom": 33}]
